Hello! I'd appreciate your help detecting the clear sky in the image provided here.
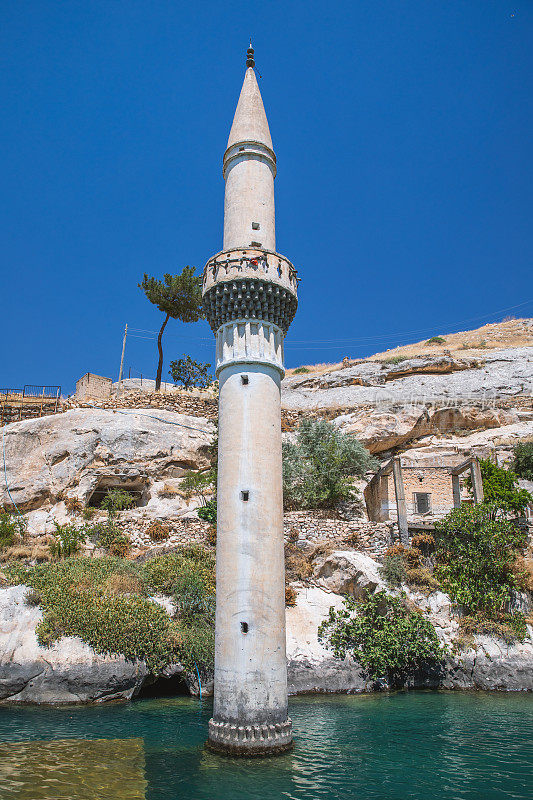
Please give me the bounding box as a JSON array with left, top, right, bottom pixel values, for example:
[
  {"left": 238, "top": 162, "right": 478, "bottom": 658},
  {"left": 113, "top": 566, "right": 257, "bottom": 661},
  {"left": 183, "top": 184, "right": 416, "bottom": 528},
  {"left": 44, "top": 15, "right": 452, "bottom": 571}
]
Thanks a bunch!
[{"left": 1, "top": 1, "right": 531, "bottom": 394}]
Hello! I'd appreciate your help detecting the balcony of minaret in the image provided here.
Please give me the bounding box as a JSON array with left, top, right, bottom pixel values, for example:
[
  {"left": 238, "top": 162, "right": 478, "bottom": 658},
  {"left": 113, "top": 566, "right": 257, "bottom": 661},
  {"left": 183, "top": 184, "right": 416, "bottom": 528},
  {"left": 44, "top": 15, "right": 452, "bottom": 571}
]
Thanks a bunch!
[{"left": 202, "top": 248, "right": 299, "bottom": 336}]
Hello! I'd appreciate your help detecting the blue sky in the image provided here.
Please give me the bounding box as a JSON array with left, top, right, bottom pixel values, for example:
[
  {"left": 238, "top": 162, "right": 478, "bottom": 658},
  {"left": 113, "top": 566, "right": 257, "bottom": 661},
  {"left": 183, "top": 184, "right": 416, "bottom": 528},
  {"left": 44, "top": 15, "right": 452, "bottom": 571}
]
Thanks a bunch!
[{"left": 1, "top": 1, "right": 531, "bottom": 393}]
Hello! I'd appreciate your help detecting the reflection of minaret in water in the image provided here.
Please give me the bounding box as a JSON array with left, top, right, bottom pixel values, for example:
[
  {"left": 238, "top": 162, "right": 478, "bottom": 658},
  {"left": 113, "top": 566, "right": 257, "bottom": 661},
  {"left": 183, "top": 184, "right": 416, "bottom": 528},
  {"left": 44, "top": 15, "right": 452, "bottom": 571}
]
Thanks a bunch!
[{"left": 203, "top": 43, "right": 299, "bottom": 756}]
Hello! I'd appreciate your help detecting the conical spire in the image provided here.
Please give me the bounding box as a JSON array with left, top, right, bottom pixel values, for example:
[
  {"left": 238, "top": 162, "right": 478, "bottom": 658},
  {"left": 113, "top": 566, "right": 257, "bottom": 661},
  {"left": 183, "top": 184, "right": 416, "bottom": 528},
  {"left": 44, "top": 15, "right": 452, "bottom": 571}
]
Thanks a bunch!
[{"left": 227, "top": 47, "right": 273, "bottom": 150}]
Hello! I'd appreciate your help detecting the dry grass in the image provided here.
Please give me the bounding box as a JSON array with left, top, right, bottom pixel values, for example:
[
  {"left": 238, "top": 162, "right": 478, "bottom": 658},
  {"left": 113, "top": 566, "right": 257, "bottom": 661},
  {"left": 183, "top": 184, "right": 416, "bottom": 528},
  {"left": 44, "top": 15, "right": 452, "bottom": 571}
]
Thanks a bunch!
[
  {"left": 513, "top": 556, "right": 533, "bottom": 593},
  {"left": 104, "top": 573, "right": 146, "bottom": 596},
  {"left": 310, "top": 541, "right": 337, "bottom": 560},
  {"left": 285, "top": 362, "right": 344, "bottom": 377},
  {"left": 404, "top": 567, "right": 439, "bottom": 592},
  {"left": 160, "top": 482, "right": 183, "bottom": 497},
  {"left": 285, "top": 585, "right": 297, "bottom": 606},
  {"left": 285, "top": 543, "right": 314, "bottom": 582},
  {"left": 146, "top": 521, "right": 170, "bottom": 542},
  {"left": 285, "top": 319, "right": 532, "bottom": 374},
  {"left": 369, "top": 319, "right": 533, "bottom": 361},
  {"left": 0, "top": 545, "right": 32, "bottom": 562}
]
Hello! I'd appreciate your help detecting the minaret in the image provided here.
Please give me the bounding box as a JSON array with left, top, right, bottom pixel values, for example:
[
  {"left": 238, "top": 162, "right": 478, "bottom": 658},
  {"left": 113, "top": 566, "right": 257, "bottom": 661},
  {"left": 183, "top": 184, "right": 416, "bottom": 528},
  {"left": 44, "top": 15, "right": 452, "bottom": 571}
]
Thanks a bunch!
[{"left": 203, "top": 44, "right": 298, "bottom": 756}]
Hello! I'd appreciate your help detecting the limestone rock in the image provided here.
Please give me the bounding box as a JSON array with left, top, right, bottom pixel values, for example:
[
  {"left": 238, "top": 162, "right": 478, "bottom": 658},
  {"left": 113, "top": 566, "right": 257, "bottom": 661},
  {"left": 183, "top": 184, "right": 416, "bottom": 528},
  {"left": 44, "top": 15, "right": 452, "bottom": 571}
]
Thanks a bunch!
[
  {"left": 282, "top": 347, "right": 532, "bottom": 411},
  {"left": 404, "top": 420, "right": 533, "bottom": 462},
  {"left": 0, "top": 408, "right": 214, "bottom": 512},
  {"left": 443, "top": 634, "right": 533, "bottom": 691},
  {"left": 313, "top": 551, "right": 385, "bottom": 598},
  {"left": 333, "top": 407, "right": 431, "bottom": 453},
  {"left": 0, "top": 585, "right": 149, "bottom": 703},
  {"left": 333, "top": 405, "right": 518, "bottom": 454},
  {"left": 286, "top": 587, "right": 366, "bottom": 694}
]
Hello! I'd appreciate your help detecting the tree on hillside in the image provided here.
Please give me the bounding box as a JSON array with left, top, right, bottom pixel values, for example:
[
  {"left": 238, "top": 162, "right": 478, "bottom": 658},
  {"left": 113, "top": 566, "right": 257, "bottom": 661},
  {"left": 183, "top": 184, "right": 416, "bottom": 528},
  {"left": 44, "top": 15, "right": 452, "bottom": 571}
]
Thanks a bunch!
[
  {"left": 282, "top": 418, "right": 378, "bottom": 510},
  {"left": 169, "top": 355, "right": 213, "bottom": 390},
  {"left": 139, "top": 268, "right": 204, "bottom": 391},
  {"left": 511, "top": 442, "right": 533, "bottom": 482},
  {"left": 468, "top": 458, "right": 532, "bottom": 516}
]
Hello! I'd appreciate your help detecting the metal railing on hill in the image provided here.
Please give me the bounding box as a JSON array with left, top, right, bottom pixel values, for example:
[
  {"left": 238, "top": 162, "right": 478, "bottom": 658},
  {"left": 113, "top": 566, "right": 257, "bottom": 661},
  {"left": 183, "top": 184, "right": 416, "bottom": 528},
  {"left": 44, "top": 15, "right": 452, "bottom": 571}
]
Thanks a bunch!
[{"left": 0, "top": 385, "right": 62, "bottom": 427}]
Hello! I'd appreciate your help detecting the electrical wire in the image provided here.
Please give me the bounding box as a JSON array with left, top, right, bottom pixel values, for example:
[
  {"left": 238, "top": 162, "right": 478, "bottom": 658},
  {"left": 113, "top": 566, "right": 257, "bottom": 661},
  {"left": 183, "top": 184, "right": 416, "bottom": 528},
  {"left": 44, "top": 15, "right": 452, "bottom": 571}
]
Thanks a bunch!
[{"left": 127, "top": 298, "right": 532, "bottom": 350}]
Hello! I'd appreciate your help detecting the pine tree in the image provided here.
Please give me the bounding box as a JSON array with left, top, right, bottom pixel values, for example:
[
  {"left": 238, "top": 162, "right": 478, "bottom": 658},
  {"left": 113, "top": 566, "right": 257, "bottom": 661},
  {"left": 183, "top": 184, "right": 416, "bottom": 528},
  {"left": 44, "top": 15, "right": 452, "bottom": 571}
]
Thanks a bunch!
[{"left": 139, "top": 268, "right": 204, "bottom": 391}]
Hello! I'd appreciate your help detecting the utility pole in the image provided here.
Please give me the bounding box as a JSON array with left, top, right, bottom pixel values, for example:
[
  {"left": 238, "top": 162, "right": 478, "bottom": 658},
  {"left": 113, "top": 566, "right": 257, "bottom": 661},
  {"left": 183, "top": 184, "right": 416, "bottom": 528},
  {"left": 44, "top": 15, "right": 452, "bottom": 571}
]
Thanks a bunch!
[{"left": 117, "top": 323, "right": 128, "bottom": 397}]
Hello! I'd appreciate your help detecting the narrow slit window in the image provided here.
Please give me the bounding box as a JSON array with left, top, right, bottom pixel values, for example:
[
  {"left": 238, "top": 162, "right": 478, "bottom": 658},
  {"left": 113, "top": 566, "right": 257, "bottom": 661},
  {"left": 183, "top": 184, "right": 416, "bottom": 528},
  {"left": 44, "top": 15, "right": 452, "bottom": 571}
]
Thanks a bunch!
[
  {"left": 240, "top": 622, "right": 249, "bottom": 634},
  {"left": 241, "top": 490, "right": 249, "bottom": 502},
  {"left": 241, "top": 374, "right": 249, "bottom": 385},
  {"left": 251, "top": 241, "right": 262, "bottom": 248},
  {"left": 414, "top": 492, "right": 431, "bottom": 515},
  {"left": 252, "top": 222, "right": 260, "bottom": 230}
]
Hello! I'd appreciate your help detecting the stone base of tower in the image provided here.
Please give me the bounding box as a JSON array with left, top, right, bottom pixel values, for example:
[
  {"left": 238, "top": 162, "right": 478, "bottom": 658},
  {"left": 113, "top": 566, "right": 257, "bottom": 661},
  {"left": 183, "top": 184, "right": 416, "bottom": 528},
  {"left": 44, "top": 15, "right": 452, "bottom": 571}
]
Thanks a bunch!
[{"left": 206, "top": 717, "right": 293, "bottom": 757}]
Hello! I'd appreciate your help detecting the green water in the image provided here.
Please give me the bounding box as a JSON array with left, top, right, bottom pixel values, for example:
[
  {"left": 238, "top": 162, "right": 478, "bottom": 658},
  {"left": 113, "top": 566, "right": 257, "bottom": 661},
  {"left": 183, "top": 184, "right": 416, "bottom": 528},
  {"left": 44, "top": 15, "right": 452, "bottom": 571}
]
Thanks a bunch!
[{"left": 0, "top": 692, "right": 532, "bottom": 799}]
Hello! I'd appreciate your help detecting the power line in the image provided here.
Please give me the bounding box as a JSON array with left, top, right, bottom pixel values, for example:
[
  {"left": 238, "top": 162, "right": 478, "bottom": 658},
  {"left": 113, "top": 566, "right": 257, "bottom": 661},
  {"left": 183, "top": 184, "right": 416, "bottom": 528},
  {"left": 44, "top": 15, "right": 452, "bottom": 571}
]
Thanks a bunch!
[{"left": 128, "top": 298, "right": 532, "bottom": 351}]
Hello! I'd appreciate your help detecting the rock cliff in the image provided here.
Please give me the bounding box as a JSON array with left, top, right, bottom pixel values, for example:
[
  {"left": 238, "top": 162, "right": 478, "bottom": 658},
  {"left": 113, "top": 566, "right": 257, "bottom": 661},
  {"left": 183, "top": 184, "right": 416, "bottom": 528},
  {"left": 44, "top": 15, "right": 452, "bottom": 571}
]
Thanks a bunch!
[{"left": 0, "top": 325, "right": 531, "bottom": 703}]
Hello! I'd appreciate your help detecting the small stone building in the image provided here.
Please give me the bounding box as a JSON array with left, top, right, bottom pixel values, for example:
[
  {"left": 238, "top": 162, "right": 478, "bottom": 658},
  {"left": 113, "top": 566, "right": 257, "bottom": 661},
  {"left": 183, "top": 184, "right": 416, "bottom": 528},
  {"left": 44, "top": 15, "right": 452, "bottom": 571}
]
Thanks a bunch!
[
  {"left": 75, "top": 373, "right": 113, "bottom": 400},
  {"left": 365, "top": 454, "right": 484, "bottom": 544}
]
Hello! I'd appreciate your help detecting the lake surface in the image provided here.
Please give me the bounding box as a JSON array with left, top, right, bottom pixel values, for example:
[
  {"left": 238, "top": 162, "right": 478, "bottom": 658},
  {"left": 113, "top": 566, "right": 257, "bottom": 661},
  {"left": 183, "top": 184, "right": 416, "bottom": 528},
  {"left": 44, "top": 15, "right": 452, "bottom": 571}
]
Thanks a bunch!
[{"left": 0, "top": 692, "right": 531, "bottom": 800}]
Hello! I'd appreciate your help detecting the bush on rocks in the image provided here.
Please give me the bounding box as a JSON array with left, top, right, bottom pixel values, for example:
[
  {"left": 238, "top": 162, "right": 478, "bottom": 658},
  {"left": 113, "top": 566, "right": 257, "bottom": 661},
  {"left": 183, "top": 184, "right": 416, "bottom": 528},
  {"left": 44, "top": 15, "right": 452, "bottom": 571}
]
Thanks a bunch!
[
  {"left": 0, "top": 508, "right": 25, "bottom": 550},
  {"left": 5, "top": 548, "right": 216, "bottom": 677},
  {"left": 282, "top": 418, "right": 378, "bottom": 510},
  {"left": 434, "top": 503, "right": 528, "bottom": 639},
  {"left": 319, "top": 590, "right": 445, "bottom": 687},
  {"left": 146, "top": 521, "right": 170, "bottom": 542}
]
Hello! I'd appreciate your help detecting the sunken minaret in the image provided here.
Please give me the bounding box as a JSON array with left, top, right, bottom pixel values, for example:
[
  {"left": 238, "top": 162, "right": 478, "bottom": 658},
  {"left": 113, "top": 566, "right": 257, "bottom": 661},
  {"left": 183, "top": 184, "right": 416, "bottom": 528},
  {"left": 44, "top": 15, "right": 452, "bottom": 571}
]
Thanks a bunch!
[{"left": 202, "top": 44, "right": 298, "bottom": 756}]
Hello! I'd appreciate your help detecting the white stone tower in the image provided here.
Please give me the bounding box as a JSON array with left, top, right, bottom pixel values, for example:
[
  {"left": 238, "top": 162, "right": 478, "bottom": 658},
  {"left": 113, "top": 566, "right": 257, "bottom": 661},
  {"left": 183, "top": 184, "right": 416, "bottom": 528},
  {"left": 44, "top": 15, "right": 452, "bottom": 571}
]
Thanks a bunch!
[{"left": 203, "top": 44, "right": 298, "bottom": 756}]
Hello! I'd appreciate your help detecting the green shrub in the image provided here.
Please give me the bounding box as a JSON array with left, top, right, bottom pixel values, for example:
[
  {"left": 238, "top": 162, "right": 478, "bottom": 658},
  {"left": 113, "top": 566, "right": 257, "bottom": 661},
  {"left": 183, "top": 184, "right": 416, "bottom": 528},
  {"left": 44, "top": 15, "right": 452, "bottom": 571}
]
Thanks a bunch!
[
  {"left": 5, "top": 554, "right": 215, "bottom": 676},
  {"left": 468, "top": 459, "right": 533, "bottom": 515},
  {"left": 282, "top": 418, "right": 378, "bottom": 510},
  {"left": 197, "top": 498, "right": 217, "bottom": 524},
  {"left": 142, "top": 548, "right": 215, "bottom": 596},
  {"left": 49, "top": 522, "right": 86, "bottom": 559},
  {"left": 458, "top": 612, "right": 527, "bottom": 644},
  {"left": 175, "top": 618, "right": 214, "bottom": 675},
  {"left": 0, "top": 508, "right": 25, "bottom": 550},
  {"left": 101, "top": 489, "right": 135, "bottom": 514},
  {"left": 318, "top": 590, "right": 445, "bottom": 686},
  {"left": 511, "top": 442, "right": 533, "bottom": 481},
  {"left": 293, "top": 366, "right": 310, "bottom": 374},
  {"left": 426, "top": 336, "right": 446, "bottom": 345},
  {"left": 434, "top": 504, "right": 527, "bottom": 624},
  {"left": 382, "top": 356, "right": 409, "bottom": 365},
  {"left": 173, "top": 563, "right": 215, "bottom": 621},
  {"left": 379, "top": 552, "right": 406, "bottom": 587},
  {"left": 85, "top": 521, "right": 130, "bottom": 557}
]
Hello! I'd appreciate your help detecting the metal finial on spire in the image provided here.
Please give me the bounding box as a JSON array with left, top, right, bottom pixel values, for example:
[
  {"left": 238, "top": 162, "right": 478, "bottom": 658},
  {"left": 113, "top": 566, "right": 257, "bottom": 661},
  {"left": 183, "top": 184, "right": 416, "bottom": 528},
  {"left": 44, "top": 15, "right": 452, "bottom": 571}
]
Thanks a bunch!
[{"left": 246, "top": 41, "right": 255, "bottom": 68}]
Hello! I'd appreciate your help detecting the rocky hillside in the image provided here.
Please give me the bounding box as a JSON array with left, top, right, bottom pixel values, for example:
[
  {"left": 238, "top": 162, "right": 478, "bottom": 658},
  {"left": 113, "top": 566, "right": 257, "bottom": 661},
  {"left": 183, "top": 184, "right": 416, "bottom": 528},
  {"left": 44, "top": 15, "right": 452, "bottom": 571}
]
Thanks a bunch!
[{"left": 0, "top": 321, "right": 531, "bottom": 703}]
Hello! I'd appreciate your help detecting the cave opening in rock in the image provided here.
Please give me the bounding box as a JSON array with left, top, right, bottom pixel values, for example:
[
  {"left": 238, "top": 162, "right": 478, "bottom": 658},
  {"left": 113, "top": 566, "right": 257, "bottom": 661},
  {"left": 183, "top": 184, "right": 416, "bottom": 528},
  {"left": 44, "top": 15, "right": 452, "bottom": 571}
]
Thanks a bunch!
[
  {"left": 87, "top": 480, "right": 150, "bottom": 509},
  {"left": 136, "top": 674, "right": 191, "bottom": 699}
]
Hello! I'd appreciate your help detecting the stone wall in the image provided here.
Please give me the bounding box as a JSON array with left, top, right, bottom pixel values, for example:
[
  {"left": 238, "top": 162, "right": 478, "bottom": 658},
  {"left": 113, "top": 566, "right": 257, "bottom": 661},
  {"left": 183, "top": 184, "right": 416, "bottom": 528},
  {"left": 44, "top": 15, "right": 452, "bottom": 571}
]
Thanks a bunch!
[
  {"left": 128, "top": 517, "right": 214, "bottom": 551},
  {"left": 121, "top": 511, "right": 396, "bottom": 559},
  {"left": 283, "top": 511, "right": 396, "bottom": 558},
  {"left": 65, "top": 390, "right": 219, "bottom": 421}
]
